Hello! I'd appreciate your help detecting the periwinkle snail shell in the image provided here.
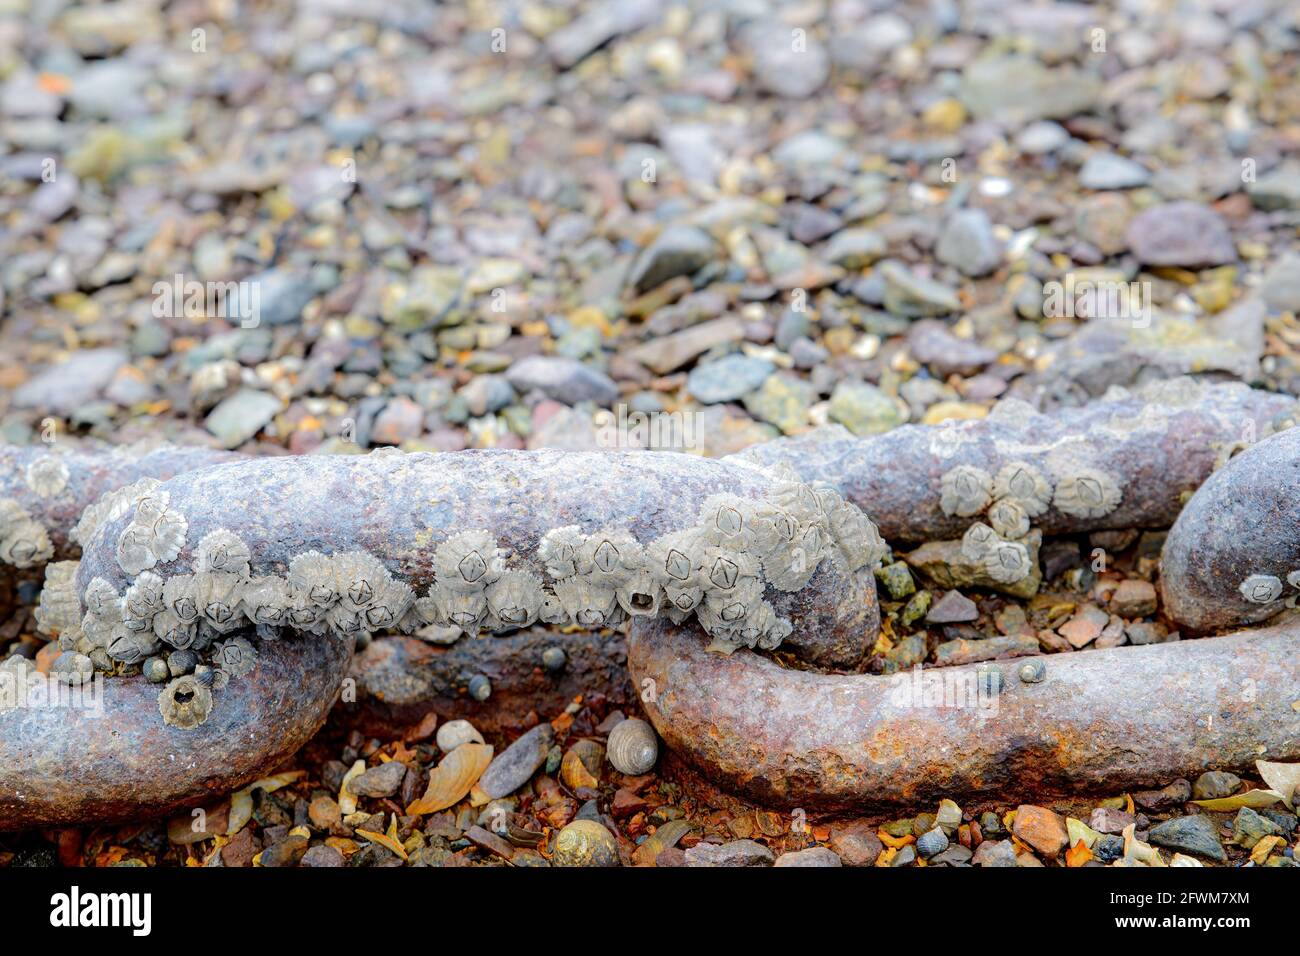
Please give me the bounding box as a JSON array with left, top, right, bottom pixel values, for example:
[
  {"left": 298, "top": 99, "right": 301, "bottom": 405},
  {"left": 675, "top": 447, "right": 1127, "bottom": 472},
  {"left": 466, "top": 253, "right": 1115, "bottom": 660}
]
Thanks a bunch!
[{"left": 606, "top": 717, "right": 658, "bottom": 775}]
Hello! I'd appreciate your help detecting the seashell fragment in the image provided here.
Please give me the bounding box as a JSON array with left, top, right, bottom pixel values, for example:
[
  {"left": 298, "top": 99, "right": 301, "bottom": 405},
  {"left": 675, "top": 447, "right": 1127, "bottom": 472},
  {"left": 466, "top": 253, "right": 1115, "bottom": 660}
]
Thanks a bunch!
[
  {"left": 436, "top": 719, "right": 485, "bottom": 753},
  {"left": 406, "top": 742, "right": 494, "bottom": 815},
  {"left": 158, "top": 675, "right": 214, "bottom": 730},
  {"left": 1239, "top": 574, "right": 1283, "bottom": 605},
  {"left": 1053, "top": 468, "right": 1122, "bottom": 519},
  {"left": 939, "top": 465, "right": 993, "bottom": 517},
  {"left": 606, "top": 717, "right": 659, "bottom": 775},
  {"left": 991, "top": 461, "right": 1053, "bottom": 517},
  {"left": 25, "top": 456, "right": 69, "bottom": 499}
]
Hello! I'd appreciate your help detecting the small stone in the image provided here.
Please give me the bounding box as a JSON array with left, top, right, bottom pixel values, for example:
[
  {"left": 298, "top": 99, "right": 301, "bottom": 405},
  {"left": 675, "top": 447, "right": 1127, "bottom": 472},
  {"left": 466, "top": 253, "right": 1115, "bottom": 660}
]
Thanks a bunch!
[
  {"left": 935, "top": 635, "right": 1037, "bottom": 666},
  {"left": 891, "top": 844, "right": 917, "bottom": 866},
  {"left": 828, "top": 821, "right": 883, "bottom": 866},
  {"left": 880, "top": 261, "right": 961, "bottom": 317},
  {"left": 901, "top": 590, "right": 932, "bottom": 626},
  {"left": 743, "top": 20, "right": 828, "bottom": 99},
  {"left": 930, "top": 845, "right": 973, "bottom": 866},
  {"left": 908, "top": 320, "right": 998, "bottom": 376},
  {"left": 348, "top": 761, "right": 407, "bottom": 799},
  {"left": 1135, "top": 778, "right": 1192, "bottom": 811},
  {"left": 505, "top": 355, "right": 618, "bottom": 406},
  {"left": 1110, "top": 579, "right": 1157, "bottom": 618},
  {"left": 308, "top": 797, "right": 342, "bottom": 832},
  {"left": 259, "top": 835, "right": 309, "bottom": 867},
  {"left": 935, "top": 798, "right": 962, "bottom": 832},
  {"left": 935, "top": 209, "right": 1003, "bottom": 277},
  {"left": 1247, "top": 160, "right": 1300, "bottom": 211},
  {"left": 466, "top": 825, "right": 516, "bottom": 861},
  {"left": 874, "top": 562, "right": 916, "bottom": 600},
  {"left": 300, "top": 844, "right": 344, "bottom": 867},
  {"left": 1012, "top": 805, "right": 1069, "bottom": 858},
  {"left": 1125, "top": 621, "right": 1175, "bottom": 645},
  {"left": 14, "top": 348, "right": 128, "bottom": 416},
  {"left": 1089, "top": 807, "right": 1135, "bottom": 834},
  {"left": 1079, "top": 152, "right": 1150, "bottom": 190},
  {"left": 828, "top": 379, "right": 907, "bottom": 436},
  {"left": 972, "top": 839, "right": 1017, "bottom": 867},
  {"left": 627, "top": 225, "right": 716, "bottom": 293},
  {"left": 477, "top": 723, "right": 553, "bottom": 799},
  {"left": 774, "top": 846, "right": 842, "bottom": 867},
  {"left": 824, "top": 228, "right": 887, "bottom": 269},
  {"left": 684, "top": 838, "right": 774, "bottom": 867},
  {"left": 916, "top": 827, "right": 949, "bottom": 859},
  {"left": 926, "top": 589, "right": 978, "bottom": 624},
  {"left": 370, "top": 397, "right": 424, "bottom": 445},
  {"left": 204, "top": 389, "right": 281, "bottom": 449},
  {"left": 247, "top": 268, "right": 316, "bottom": 326},
  {"left": 1148, "top": 815, "right": 1227, "bottom": 862},
  {"left": 1192, "top": 771, "right": 1241, "bottom": 801},
  {"left": 687, "top": 354, "right": 773, "bottom": 404},
  {"left": 1232, "top": 807, "right": 1283, "bottom": 849},
  {"left": 1125, "top": 202, "right": 1236, "bottom": 269},
  {"left": 742, "top": 372, "right": 814, "bottom": 435},
  {"left": 1260, "top": 254, "right": 1300, "bottom": 313},
  {"left": 1058, "top": 603, "right": 1109, "bottom": 649},
  {"left": 627, "top": 317, "right": 745, "bottom": 374}
]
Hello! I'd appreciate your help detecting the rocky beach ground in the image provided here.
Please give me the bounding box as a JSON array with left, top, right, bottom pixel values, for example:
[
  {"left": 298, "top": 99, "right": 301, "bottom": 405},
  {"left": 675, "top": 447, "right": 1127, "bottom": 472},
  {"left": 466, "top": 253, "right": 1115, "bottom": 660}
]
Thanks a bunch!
[{"left": 1, "top": 0, "right": 1299, "bottom": 867}]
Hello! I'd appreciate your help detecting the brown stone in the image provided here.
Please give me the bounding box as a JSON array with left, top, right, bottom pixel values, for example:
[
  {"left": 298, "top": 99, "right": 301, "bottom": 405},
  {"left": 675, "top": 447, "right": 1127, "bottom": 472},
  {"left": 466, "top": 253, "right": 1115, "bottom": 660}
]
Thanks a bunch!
[
  {"left": 1111, "top": 579, "right": 1158, "bottom": 618},
  {"left": 829, "top": 820, "right": 884, "bottom": 866},
  {"left": 1011, "top": 804, "right": 1069, "bottom": 858}
]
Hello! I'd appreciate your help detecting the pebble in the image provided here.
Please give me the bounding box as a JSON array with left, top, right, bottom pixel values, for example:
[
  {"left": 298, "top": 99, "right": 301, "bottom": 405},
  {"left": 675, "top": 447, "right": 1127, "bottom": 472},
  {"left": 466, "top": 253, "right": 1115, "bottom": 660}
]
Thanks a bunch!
[
  {"left": 14, "top": 348, "right": 127, "bottom": 415},
  {"left": 926, "top": 589, "right": 978, "bottom": 624},
  {"left": 347, "top": 761, "right": 408, "bottom": 799},
  {"left": 1232, "top": 807, "right": 1282, "bottom": 849},
  {"left": 1011, "top": 805, "right": 1069, "bottom": 858},
  {"left": 773, "top": 847, "right": 842, "bottom": 867},
  {"left": 1078, "top": 153, "right": 1151, "bottom": 190},
  {"left": 828, "top": 822, "right": 884, "bottom": 867},
  {"left": 627, "top": 225, "right": 716, "bottom": 293},
  {"left": 874, "top": 562, "right": 916, "bottom": 601},
  {"left": 1148, "top": 815, "right": 1227, "bottom": 862},
  {"left": 686, "top": 354, "right": 774, "bottom": 404},
  {"left": 204, "top": 389, "right": 281, "bottom": 448},
  {"left": 370, "top": 397, "right": 424, "bottom": 445},
  {"left": 879, "top": 261, "right": 961, "bottom": 317},
  {"left": 505, "top": 355, "right": 618, "bottom": 407},
  {"left": 684, "top": 839, "right": 774, "bottom": 867},
  {"left": 1110, "top": 579, "right": 1157, "bottom": 618},
  {"left": 824, "top": 229, "right": 887, "bottom": 269},
  {"left": 1192, "top": 770, "right": 1241, "bottom": 801},
  {"left": 476, "top": 723, "right": 554, "bottom": 800},
  {"left": 1125, "top": 202, "right": 1236, "bottom": 268},
  {"left": 828, "top": 380, "right": 906, "bottom": 436},
  {"left": 742, "top": 20, "right": 829, "bottom": 99},
  {"left": 971, "top": 839, "right": 1017, "bottom": 866},
  {"left": 908, "top": 320, "right": 998, "bottom": 376},
  {"left": 300, "top": 844, "right": 345, "bottom": 867},
  {"left": 935, "top": 209, "right": 1003, "bottom": 277}
]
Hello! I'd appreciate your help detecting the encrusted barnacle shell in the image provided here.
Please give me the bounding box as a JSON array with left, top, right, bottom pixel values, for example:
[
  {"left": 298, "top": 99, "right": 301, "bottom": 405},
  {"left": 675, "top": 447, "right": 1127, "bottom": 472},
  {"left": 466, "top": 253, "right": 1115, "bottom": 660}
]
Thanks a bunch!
[
  {"left": 289, "top": 551, "right": 340, "bottom": 607},
  {"left": 825, "top": 500, "right": 887, "bottom": 572},
  {"left": 158, "top": 675, "right": 214, "bottom": 730},
  {"left": 241, "top": 575, "right": 290, "bottom": 627},
  {"left": 748, "top": 505, "right": 800, "bottom": 560},
  {"left": 663, "top": 583, "right": 703, "bottom": 615},
  {"left": 1053, "top": 468, "right": 1122, "bottom": 519},
  {"left": 115, "top": 505, "right": 188, "bottom": 575},
  {"left": 162, "top": 573, "right": 201, "bottom": 623},
  {"left": 485, "top": 569, "right": 545, "bottom": 628},
  {"left": 580, "top": 528, "right": 644, "bottom": 586},
  {"left": 73, "top": 477, "right": 160, "bottom": 546},
  {"left": 83, "top": 577, "right": 121, "bottom": 619},
  {"left": 1287, "top": 570, "right": 1300, "bottom": 590},
  {"left": 107, "top": 624, "right": 159, "bottom": 664},
  {"left": 435, "top": 530, "right": 502, "bottom": 591},
  {"left": 413, "top": 593, "right": 446, "bottom": 627},
  {"left": 35, "top": 560, "right": 82, "bottom": 637},
  {"left": 606, "top": 718, "right": 658, "bottom": 775},
  {"left": 991, "top": 461, "right": 1053, "bottom": 517},
  {"left": 196, "top": 528, "right": 252, "bottom": 576},
  {"left": 987, "top": 498, "right": 1030, "bottom": 540},
  {"left": 702, "top": 577, "right": 765, "bottom": 632},
  {"left": 196, "top": 570, "right": 244, "bottom": 632},
  {"left": 984, "top": 540, "right": 1033, "bottom": 585},
  {"left": 122, "top": 571, "right": 166, "bottom": 631},
  {"left": 539, "top": 590, "right": 569, "bottom": 625},
  {"left": 363, "top": 578, "right": 414, "bottom": 630},
  {"left": 1239, "top": 574, "right": 1283, "bottom": 604},
  {"left": 439, "top": 587, "right": 488, "bottom": 630},
  {"left": 647, "top": 529, "right": 702, "bottom": 587},
  {"left": 616, "top": 568, "right": 661, "bottom": 617},
  {"left": 552, "top": 577, "right": 620, "bottom": 628},
  {"left": 961, "top": 522, "right": 999, "bottom": 560},
  {"left": 939, "top": 465, "right": 993, "bottom": 517},
  {"left": 152, "top": 608, "right": 198, "bottom": 649},
  {"left": 214, "top": 636, "right": 258, "bottom": 678},
  {"left": 25, "top": 456, "right": 69, "bottom": 498},
  {"left": 539, "top": 525, "right": 587, "bottom": 579}
]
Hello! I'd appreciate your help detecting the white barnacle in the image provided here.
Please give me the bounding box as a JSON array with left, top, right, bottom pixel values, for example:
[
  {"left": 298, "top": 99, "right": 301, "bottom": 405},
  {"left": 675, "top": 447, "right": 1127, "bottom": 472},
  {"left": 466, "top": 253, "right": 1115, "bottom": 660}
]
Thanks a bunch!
[
  {"left": 0, "top": 501, "right": 53, "bottom": 568},
  {"left": 162, "top": 573, "right": 201, "bottom": 624},
  {"left": 412, "top": 591, "right": 446, "bottom": 627},
  {"left": 960, "top": 522, "right": 999, "bottom": 561},
  {"left": 83, "top": 577, "right": 121, "bottom": 620},
  {"left": 1239, "top": 574, "right": 1283, "bottom": 605},
  {"left": 663, "top": 582, "right": 704, "bottom": 617},
  {"left": 152, "top": 608, "right": 198, "bottom": 649},
  {"left": 733, "top": 600, "right": 792, "bottom": 651},
  {"left": 241, "top": 575, "right": 291, "bottom": 627},
  {"left": 646, "top": 529, "right": 703, "bottom": 588},
  {"left": 987, "top": 498, "right": 1030, "bottom": 540},
  {"left": 1288, "top": 570, "right": 1300, "bottom": 590},
  {"left": 158, "top": 675, "right": 213, "bottom": 730},
  {"left": 702, "top": 548, "right": 760, "bottom": 592},
  {"left": 214, "top": 636, "right": 258, "bottom": 678},
  {"left": 538, "top": 525, "right": 587, "bottom": 580},
  {"left": 580, "top": 527, "right": 644, "bottom": 587},
  {"left": 616, "top": 568, "right": 661, "bottom": 617},
  {"left": 485, "top": 569, "right": 545, "bottom": 628},
  {"left": 539, "top": 590, "right": 569, "bottom": 626},
  {"left": 196, "top": 528, "right": 252, "bottom": 576},
  {"left": 984, "top": 539, "right": 1033, "bottom": 585},
  {"left": 25, "top": 456, "right": 69, "bottom": 499},
  {"left": 106, "top": 624, "right": 159, "bottom": 664},
  {"left": 824, "top": 500, "right": 886, "bottom": 573},
  {"left": 702, "top": 576, "right": 765, "bottom": 630},
  {"left": 35, "top": 560, "right": 82, "bottom": 637},
  {"left": 696, "top": 494, "right": 756, "bottom": 549},
  {"left": 122, "top": 571, "right": 167, "bottom": 631},
  {"left": 939, "top": 465, "right": 993, "bottom": 518},
  {"left": 991, "top": 461, "right": 1053, "bottom": 517},
  {"left": 438, "top": 587, "right": 489, "bottom": 630},
  {"left": 115, "top": 497, "right": 188, "bottom": 575},
  {"left": 1052, "top": 468, "right": 1122, "bottom": 519},
  {"left": 363, "top": 577, "right": 414, "bottom": 630},
  {"left": 72, "top": 477, "right": 160, "bottom": 547},
  {"left": 435, "top": 530, "right": 502, "bottom": 591},
  {"left": 747, "top": 504, "right": 800, "bottom": 563},
  {"left": 287, "top": 589, "right": 328, "bottom": 632},
  {"left": 289, "top": 551, "right": 340, "bottom": 607},
  {"left": 334, "top": 551, "right": 389, "bottom": 611},
  {"left": 196, "top": 570, "right": 245, "bottom": 633},
  {"left": 551, "top": 576, "right": 620, "bottom": 628}
]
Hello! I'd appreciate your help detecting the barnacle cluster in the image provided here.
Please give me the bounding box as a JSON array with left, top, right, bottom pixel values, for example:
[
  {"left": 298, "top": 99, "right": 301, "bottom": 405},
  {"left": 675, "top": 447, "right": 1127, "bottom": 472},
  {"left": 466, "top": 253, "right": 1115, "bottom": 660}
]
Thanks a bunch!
[
  {"left": 114, "top": 485, "right": 188, "bottom": 575},
  {"left": 0, "top": 498, "right": 53, "bottom": 569},
  {"left": 939, "top": 459, "right": 1124, "bottom": 585}
]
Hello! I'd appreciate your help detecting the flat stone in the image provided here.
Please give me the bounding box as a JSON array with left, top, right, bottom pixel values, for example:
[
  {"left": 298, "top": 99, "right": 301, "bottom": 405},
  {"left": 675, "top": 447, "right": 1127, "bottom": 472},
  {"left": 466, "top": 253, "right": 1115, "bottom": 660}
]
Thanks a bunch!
[
  {"left": 1089, "top": 807, "right": 1136, "bottom": 834},
  {"left": 686, "top": 354, "right": 774, "bottom": 404},
  {"left": 1148, "top": 815, "right": 1227, "bottom": 862},
  {"left": 742, "top": 372, "right": 814, "bottom": 435},
  {"left": 505, "top": 355, "right": 618, "bottom": 406},
  {"left": 1079, "top": 152, "right": 1150, "bottom": 190},
  {"left": 1058, "top": 603, "right": 1109, "bottom": 649},
  {"left": 370, "top": 396, "right": 424, "bottom": 445},
  {"left": 774, "top": 846, "right": 842, "bottom": 867},
  {"left": 348, "top": 760, "right": 408, "bottom": 799},
  {"left": 908, "top": 319, "right": 998, "bottom": 376},
  {"left": 935, "top": 634, "right": 1038, "bottom": 666},
  {"left": 935, "top": 209, "right": 1003, "bottom": 277},
  {"left": 627, "top": 316, "right": 745, "bottom": 374},
  {"left": 685, "top": 838, "right": 774, "bottom": 867},
  {"left": 1012, "top": 804, "right": 1069, "bottom": 858},
  {"left": 627, "top": 224, "right": 716, "bottom": 293},
  {"left": 1125, "top": 202, "right": 1236, "bottom": 268},
  {"left": 477, "top": 723, "right": 554, "bottom": 800},
  {"left": 1192, "top": 770, "right": 1241, "bottom": 801},
  {"left": 1232, "top": 807, "right": 1283, "bottom": 849},
  {"left": 1260, "top": 254, "right": 1300, "bottom": 313},
  {"left": 204, "top": 389, "right": 281, "bottom": 448},
  {"left": 824, "top": 228, "right": 887, "bottom": 269},
  {"left": 960, "top": 55, "right": 1102, "bottom": 124},
  {"left": 926, "top": 589, "right": 978, "bottom": 624},
  {"left": 828, "top": 821, "right": 883, "bottom": 866},
  {"left": 972, "top": 839, "right": 1017, "bottom": 867},
  {"left": 880, "top": 261, "right": 961, "bottom": 317},
  {"left": 1111, "top": 579, "right": 1157, "bottom": 618},
  {"left": 1247, "top": 160, "right": 1300, "bottom": 211},
  {"left": 828, "top": 379, "right": 907, "bottom": 436},
  {"left": 14, "top": 348, "right": 128, "bottom": 415},
  {"left": 300, "top": 844, "right": 344, "bottom": 867}
]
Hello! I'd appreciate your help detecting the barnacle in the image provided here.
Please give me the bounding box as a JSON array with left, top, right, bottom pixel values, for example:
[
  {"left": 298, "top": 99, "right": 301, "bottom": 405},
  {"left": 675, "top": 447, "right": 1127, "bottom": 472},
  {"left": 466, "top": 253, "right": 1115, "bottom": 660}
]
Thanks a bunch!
[
  {"left": 107, "top": 624, "right": 159, "bottom": 664},
  {"left": 35, "top": 560, "right": 82, "bottom": 637},
  {"left": 162, "top": 573, "right": 201, "bottom": 623},
  {"left": 82, "top": 576, "right": 121, "bottom": 619},
  {"left": 115, "top": 499, "right": 188, "bottom": 575},
  {"left": 580, "top": 528, "right": 643, "bottom": 586},
  {"left": 552, "top": 576, "right": 620, "bottom": 628},
  {"left": 1288, "top": 570, "right": 1300, "bottom": 590},
  {"left": 824, "top": 500, "right": 886, "bottom": 572},
  {"left": 241, "top": 575, "right": 290, "bottom": 627},
  {"left": 152, "top": 609, "right": 198, "bottom": 649},
  {"left": 663, "top": 582, "right": 704, "bottom": 616},
  {"left": 616, "top": 568, "right": 661, "bottom": 617},
  {"left": 702, "top": 576, "right": 765, "bottom": 629},
  {"left": 197, "top": 571, "right": 244, "bottom": 632},
  {"left": 438, "top": 587, "right": 489, "bottom": 630},
  {"left": 214, "top": 636, "right": 258, "bottom": 678},
  {"left": 287, "top": 590, "right": 327, "bottom": 631},
  {"left": 747, "top": 505, "right": 800, "bottom": 562},
  {"left": 412, "top": 592, "right": 446, "bottom": 628},
  {"left": 158, "top": 675, "right": 214, "bottom": 730},
  {"left": 539, "top": 590, "right": 569, "bottom": 625},
  {"left": 987, "top": 498, "right": 1030, "bottom": 540},
  {"left": 702, "top": 548, "right": 760, "bottom": 592},
  {"left": 1053, "top": 468, "right": 1122, "bottom": 519},
  {"left": 961, "top": 522, "right": 999, "bottom": 560},
  {"left": 363, "top": 578, "right": 415, "bottom": 630},
  {"left": 289, "top": 551, "right": 340, "bottom": 607},
  {"left": 0, "top": 499, "right": 53, "bottom": 568},
  {"left": 939, "top": 465, "right": 993, "bottom": 517},
  {"left": 647, "top": 529, "right": 702, "bottom": 588},
  {"left": 72, "top": 477, "right": 160, "bottom": 546},
  {"left": 696, "top": 494, "right": 756, "bottom": 549},
  {"left": 195, "top": 528, "right": 252, "bottom": 576},
  {"left": 25, "top": 456, "right": 69, "bottom": 498},
  {"left": 435, "top": 530, "right": 502, "bottom": 590},
  {"left": 984, "top": 540, "right": 1033, "bottom": 585},
  {"left": 991, "top": 461, "right": 1053, "bottom": 517},
  {"left": 538, "top": 525, "right": 587, "bottom": 579},
  {"left": 1239, "top": 574, "right": 1283, "bottom": 605},
  {"left": 122, "top": 571, "right": 166, "bottom": 631},
  {"left": 485, "top": 569, "right": 545, "bottom": 628}
]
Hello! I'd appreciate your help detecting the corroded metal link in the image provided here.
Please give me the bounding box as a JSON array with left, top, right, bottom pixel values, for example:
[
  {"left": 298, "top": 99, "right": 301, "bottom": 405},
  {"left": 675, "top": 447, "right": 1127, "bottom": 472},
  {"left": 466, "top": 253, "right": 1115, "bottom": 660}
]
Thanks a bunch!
[{"left": 627, "top": 614, "right": 1300, "bottom": 811}]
